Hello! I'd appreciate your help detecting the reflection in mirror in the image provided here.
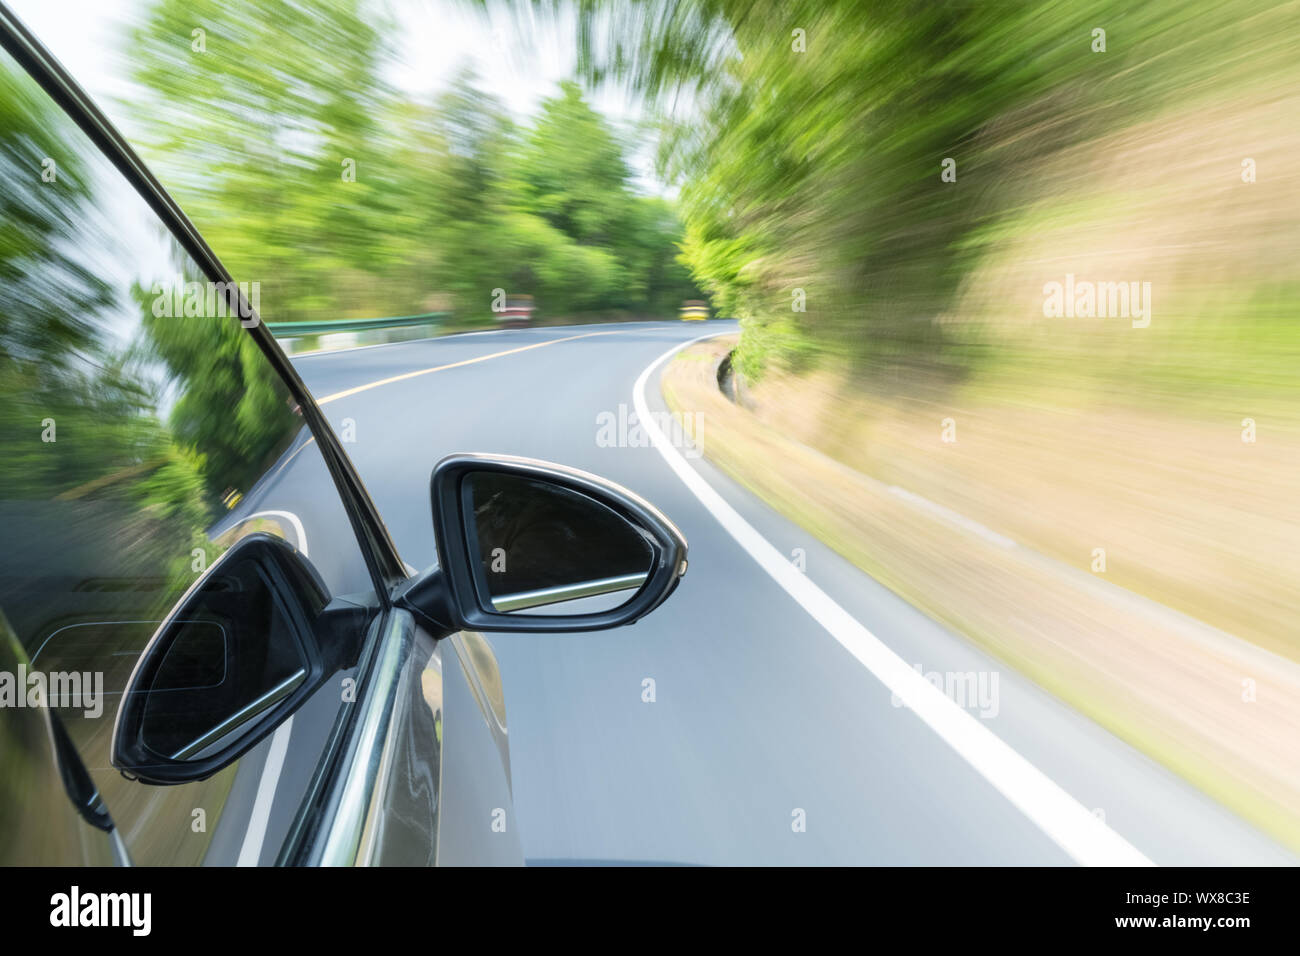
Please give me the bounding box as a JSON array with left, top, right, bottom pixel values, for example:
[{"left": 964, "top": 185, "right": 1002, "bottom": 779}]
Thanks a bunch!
[
  {"left": 465, "top": 471, "right": 653, "bottom": 615},
  {"left": 131, "top": 552, "right": 308, "bottom": 763},
  {"left": 0, "top": 43, "right": 379, "bottom": 861}
]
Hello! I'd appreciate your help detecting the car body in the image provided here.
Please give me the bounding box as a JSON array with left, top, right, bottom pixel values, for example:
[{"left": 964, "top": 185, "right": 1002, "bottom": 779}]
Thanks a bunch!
[{"left": 0, "top": 6, "right": 685, "bottom": 866}]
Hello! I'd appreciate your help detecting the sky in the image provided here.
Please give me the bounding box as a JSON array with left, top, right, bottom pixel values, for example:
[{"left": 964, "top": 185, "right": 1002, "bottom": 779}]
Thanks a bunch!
[{"left": 7, "top": 0, "right": 668, "bottom": 194}]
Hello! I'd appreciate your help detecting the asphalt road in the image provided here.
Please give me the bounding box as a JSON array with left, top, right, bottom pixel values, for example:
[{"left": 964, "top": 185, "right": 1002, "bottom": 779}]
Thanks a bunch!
[{"left": 294, "top": 321, "right": 1294, "bottom": 865}]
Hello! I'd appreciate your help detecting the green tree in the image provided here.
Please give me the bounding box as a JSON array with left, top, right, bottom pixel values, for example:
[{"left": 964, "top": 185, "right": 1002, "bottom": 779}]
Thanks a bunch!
[
  {"left": 125, "top": 0, "right": 698, "bottom": 325},
  {"left": 520, "top": 0, "right": 1290, "bottom": 376},
  {"left": 125, "top": 0, "right": 401, "bottom": 321}
]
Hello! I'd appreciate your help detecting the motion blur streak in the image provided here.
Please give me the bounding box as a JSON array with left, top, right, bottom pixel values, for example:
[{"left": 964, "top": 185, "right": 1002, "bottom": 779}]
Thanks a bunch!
[
  {"left": 638, "top": 335, "right": 1152, "bottom": 866},
  {"left": 518, "top": 0, "right": 1300, "bottom": 845},
  {"left": 43, "top": 0, "right": 1298, "bottom": 858},
  {"left": 122, "top": 0, "right": 700, "bottom": 328}
]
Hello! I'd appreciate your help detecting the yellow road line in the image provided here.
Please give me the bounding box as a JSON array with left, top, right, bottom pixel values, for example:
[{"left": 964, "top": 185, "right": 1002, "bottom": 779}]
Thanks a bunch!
[{"left": 315, "top": 329, "right": 628, "bottom": 406}]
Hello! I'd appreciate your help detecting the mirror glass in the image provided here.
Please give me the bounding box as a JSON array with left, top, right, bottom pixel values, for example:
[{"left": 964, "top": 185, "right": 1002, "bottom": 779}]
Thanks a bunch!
[
  {"left": 464, "top": 471, "right": 654, "bottom": 614},
  {"left": 135, "top": 553, "right": 309, "bottom": 761}
]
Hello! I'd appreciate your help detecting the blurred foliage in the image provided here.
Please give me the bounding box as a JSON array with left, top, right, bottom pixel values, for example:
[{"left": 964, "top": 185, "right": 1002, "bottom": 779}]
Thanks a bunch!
[
  {"left": 0, "top": 50, "right": 292, "bottom": 531},
  {"left": 124, "top": 1, "right": 699, "bottom": 323},
  {"left": 0, "top": 58, "right": 202, "bottom": 519},
  {"left": 500, "top": 0, "right": 1300, "bottom": 383},
  {"left": 0, "top": 49, "right": 228, "bottom": 753},
  {"left": 0, "top": 69, "right": 107, "bottom": 373},
  {"left": 131, "top": 279, "right": 297, "bottom": 500}
]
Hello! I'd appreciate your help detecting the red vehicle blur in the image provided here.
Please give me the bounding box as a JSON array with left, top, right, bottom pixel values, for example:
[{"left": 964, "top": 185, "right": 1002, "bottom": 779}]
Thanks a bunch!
[{"left": 498, "top": 293, "right": 535, "bottom": 328}]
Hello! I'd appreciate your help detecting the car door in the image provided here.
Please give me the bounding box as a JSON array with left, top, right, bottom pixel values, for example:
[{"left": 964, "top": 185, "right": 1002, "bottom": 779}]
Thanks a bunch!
[
  {"left": 1, "top": 7, "right": 689, "bottom": 869},
  {"left": 0, "top": 10, "right": 450, "bottom": 866}
]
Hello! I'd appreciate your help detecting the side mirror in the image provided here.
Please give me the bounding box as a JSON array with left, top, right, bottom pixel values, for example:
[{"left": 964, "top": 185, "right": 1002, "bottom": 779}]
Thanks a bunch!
[
  {"left": 399, "top": 454, "right": 688, "bottom": 634},
  {"left": 111, "top": 533, "right": 366, "bottom": 785}
]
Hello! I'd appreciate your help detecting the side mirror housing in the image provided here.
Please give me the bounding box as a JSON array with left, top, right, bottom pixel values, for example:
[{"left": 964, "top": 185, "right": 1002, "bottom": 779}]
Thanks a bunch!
[
  {"left": 111, "top": 533, "right": 367, "bottom": 785},
  {"left": 399, "top": 454, "right": 688, "bottom": 635}
]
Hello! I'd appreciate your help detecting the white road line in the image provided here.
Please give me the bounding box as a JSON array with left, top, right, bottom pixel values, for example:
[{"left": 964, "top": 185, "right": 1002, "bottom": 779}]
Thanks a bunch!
[
  {"left": 634, "top": 334, "right": 1154, "bottom": 867},
  {"left": 315, "top": 329, "right": 628, "bottom": 405},
  {"left": 231, "top": 509, "right": 310, "bottom": 556},
  {"left": 233, "top": 510, "right": 307, "bottom": 866},
  {"left": 237, "top": 716, "right": 294, "bottom": 866}
]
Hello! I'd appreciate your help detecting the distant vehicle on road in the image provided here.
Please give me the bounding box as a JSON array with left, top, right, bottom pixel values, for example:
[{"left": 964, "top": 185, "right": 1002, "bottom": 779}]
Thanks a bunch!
[
  {"left": 498, "top": 293, "right": 535, "bottom": 328},
  {"left": 679, "top": 299, "right": 709, "bottom": 321}
]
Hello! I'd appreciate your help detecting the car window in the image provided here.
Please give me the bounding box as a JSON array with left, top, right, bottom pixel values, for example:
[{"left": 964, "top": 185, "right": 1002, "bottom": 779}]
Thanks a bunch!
[{"left": 0, "top": 46, "right": 380, "bottom": 865}]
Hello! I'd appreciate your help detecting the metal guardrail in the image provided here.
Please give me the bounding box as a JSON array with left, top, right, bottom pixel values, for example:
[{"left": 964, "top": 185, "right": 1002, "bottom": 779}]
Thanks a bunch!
[{"left": 265, "top": 311, "right": 451, "bottom": 338}]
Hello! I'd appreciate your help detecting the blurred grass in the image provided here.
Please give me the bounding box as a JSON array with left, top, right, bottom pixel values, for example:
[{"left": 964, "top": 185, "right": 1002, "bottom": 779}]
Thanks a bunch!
[{"left": 665, "top": 336, "right": 1300, "bottom": 850}]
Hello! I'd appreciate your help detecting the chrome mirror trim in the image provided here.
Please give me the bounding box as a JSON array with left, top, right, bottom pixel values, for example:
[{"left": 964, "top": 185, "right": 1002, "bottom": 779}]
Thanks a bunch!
[
  {"left": 170, "top": 669, "right": 307, "bottom": 760},
  {"left": 490, "top": 572, "right": 648, "bottom": 612}
]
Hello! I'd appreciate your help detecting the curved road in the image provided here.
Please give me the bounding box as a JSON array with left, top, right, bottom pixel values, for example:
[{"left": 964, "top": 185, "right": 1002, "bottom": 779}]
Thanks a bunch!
[{"left": 294, "top": 320, "right": 1292, "bottom": 866}]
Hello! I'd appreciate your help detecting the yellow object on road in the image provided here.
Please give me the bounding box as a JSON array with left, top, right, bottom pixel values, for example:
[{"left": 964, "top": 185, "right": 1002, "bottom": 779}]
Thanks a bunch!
[{"left": 679, "top": 300, "right": 709, "bottom": 321}]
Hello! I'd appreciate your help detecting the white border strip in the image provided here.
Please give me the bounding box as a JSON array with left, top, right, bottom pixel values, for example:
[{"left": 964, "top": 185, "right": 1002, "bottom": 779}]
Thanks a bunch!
[
  {"left": 236, "top": 509, "right": 309, "bottom": 556},
  {"left": 635, "top": 334, "right": 1153, "bottom": 867},
  {"left": 234, "top": 511, "right": 307, "bottom": 866},
  {"left": 237, "top": 716, "right": 294, "bottom": 866}
]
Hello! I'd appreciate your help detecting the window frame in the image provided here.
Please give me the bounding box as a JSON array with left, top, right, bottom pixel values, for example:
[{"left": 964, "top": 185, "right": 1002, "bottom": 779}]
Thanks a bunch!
[{"left": 0, "top": 3, "right": 410, "bottom": 602}]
